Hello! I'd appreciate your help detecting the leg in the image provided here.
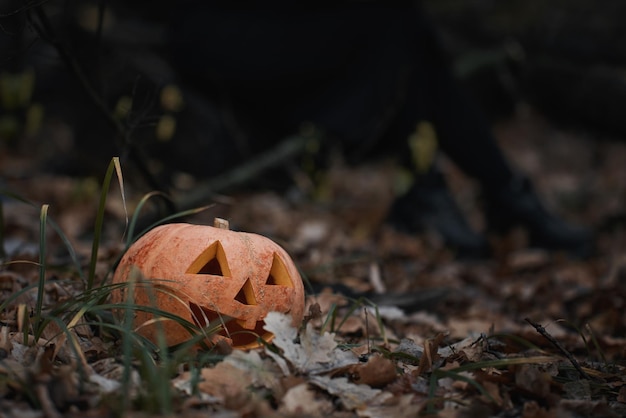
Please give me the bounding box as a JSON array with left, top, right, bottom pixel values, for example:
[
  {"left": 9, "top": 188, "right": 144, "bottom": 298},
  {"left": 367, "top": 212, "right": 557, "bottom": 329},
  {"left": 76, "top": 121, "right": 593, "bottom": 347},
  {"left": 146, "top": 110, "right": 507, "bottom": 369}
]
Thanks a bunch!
[{"left": 390, "top": 8, "right": 592, "bottom": 256}]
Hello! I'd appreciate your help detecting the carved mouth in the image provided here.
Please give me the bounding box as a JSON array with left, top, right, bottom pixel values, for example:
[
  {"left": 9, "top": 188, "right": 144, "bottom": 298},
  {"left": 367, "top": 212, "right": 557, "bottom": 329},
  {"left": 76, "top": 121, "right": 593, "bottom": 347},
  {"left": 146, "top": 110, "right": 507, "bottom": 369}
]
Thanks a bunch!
[{"left": 189, "top": 302, "right": 271, "bottom": 347}]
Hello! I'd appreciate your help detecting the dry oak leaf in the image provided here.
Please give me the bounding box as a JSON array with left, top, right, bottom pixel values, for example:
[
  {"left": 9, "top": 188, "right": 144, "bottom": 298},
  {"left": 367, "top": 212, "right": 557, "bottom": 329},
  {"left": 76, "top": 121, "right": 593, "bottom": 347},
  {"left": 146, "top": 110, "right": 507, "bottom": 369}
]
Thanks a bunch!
[
  {"left": 356, "top": 393, "right": 424, "bottom": 418},
  {"left": 176, "top": 350, "right": 280, "bottom": 401},
  {"left": 279, "top": 382, "right": 333, "bottom": 417},
  {"left": 344, "top": 354, "right": 397, "bottom": 388},
  {"left": 264, "top": 311, "right": 358, "bottom": 375},
  {"left": 194, "top": 362, "right": 249, "bottom": 401},
  {"left": 309, "top": 375, "right": 392, "bottom": 411},
  {"left": 515, "top": 364, "right": 553, "bottom": 398}
]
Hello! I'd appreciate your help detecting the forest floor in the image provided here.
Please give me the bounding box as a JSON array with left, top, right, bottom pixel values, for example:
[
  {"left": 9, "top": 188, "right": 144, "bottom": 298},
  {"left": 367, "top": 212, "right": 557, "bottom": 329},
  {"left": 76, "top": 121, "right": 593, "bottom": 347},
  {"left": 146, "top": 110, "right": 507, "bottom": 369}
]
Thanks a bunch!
[
  {"left": 2, "top": 103, "right": 626, "bottom": 417},
  {"left": 2, "top": 1, "right": 626, "bottom": 416}
]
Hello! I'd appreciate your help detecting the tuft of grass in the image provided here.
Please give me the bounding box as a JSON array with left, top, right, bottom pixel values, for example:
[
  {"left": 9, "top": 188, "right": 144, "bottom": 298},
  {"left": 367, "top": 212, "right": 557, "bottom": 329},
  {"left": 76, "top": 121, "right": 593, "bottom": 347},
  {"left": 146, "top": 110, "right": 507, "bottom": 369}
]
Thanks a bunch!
[
  {"left": 0, "top": 156, "right": 227, "bottom": 415},
  {"left": 425, "top": 355, "right": 561, "bottom": 414},
  {"left": 320, "top": 294, "right": 388, "bottom": 344},
  {"left": 0, "top": 190, "right": 85, "bottom": 283},
  {"left": 125, "top": 190, "right": 214, "bottom": 248},
  {"left": 88, "top": 157, "right": 126, "bottom": 290},
  {"left": 556, "top": 318, "right": 611, "bottom": 370}
]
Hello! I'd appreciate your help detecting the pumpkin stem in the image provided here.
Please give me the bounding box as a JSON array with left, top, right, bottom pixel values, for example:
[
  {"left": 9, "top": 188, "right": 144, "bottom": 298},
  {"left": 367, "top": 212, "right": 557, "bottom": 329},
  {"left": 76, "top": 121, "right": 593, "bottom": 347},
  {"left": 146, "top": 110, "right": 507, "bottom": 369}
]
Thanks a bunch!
[{"left": 214, "top": 218, "right": 230, "bottom": 230}]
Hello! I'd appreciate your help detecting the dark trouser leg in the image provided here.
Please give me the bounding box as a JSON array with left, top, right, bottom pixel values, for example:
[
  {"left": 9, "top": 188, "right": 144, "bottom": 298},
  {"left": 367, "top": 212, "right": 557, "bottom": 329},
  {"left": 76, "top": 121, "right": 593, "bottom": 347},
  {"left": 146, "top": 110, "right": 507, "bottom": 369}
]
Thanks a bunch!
[{"left": 395, "top": 18, "right": 592, "bottom": 256}]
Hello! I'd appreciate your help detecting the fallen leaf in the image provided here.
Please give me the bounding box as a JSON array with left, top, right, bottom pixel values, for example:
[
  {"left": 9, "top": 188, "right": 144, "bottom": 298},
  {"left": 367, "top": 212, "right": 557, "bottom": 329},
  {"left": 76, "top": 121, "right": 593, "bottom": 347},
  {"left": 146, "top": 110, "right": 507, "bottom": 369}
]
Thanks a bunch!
[
  {"left": 224, "top": 349, "right": 281, "bottom": 390},
  {"left": 264, "top": 311, "right": 358, "bottom": 374},
  {"left": 345, "top": 354, "right": 397, "bottom": 388},
  {"left": 515, "top": 364, "right": 552, "bottom": 398},
  {"left": 559, "top": 399, "right": 621, "bottom": 418},
  {"left": 357, "top": 394, "right": 423, "bottom": 418},
  {"left": 415, "top": 333, "right": 445, "bottom": 376},
  {"left": 309, "top": 375, "right": 392, "bottom": 411},
  {"left": 195, "top": 362, "right": 251, "bottom": 401},
  {"left": 280, "top": 382, "right": 333, "bottom": 417},
  {"left": 88, "top": 372, "right": 121, "bottom": 394},
  {"left": 394, "top": 338, "right": 423, "bottom": 364}
]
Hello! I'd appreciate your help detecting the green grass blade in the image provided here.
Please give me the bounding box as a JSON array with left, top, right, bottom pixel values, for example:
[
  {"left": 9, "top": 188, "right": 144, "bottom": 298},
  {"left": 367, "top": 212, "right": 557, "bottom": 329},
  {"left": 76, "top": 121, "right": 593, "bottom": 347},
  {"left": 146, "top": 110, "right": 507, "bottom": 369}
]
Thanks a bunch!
[
  {"left": 370, "top": 305, "right": 387, "bottom": 347},
  {"left": 126, "top": 189, "right": 213, "bottom": 247},
  {"left": 427, "top": 370, "right": 440, "bottom": 415},
  {"left": 126, "top": 191, "right": 168, "bottom": 247},
  {"left": 88, "top": 157, "right": 123, "bottom": 290},
  {"left": 44, "top": 316, "right": 90, "bottom": 378},
  {"left": 585, "top": 323, "right": 609, "bottom": 368},
  {"left": 0, "top": 189, "right": 85, "bottom": 283},
  {"left": 114, "top": 156, "right": 128, "bottom": 236},
  {"left": 35, "top": 204, "right": 49, "bottom": 328},
  {"left": 0, "top": 280, "right": 38, "bottom": 313},
  {"left": 433, "top": 368, "right": 496, "bottom": 403},
  {"left": 320, "top": 303, "right": 337, "bottom": 334},
  {"left": 120, "top": 270, "right": 137, "bottom": 413},
  {"left": 49, "top": 219, "right": 85, "bottom": 283},
  {"left": 334, "top": 297, "right": 373, "bottom": 333},
  {"left": 555, "top": 319, "right": 610, "bottom": 369},
  {"left": 132, "top": 205, "right": 215, "bottom": 245}
]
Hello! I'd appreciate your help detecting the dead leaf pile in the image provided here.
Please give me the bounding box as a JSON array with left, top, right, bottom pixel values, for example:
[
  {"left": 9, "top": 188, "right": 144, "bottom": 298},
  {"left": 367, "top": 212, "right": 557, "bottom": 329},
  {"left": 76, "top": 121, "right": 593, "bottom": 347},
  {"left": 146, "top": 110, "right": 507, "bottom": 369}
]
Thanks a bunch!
[{"left": 2, "top": 104, "right": 626, "bottom": 417}]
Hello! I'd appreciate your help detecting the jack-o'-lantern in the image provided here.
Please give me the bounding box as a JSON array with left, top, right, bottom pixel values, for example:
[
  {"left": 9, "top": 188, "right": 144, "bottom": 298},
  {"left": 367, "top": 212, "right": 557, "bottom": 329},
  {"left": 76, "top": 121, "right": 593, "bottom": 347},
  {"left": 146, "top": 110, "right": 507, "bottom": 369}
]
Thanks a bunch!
[{"left": 111, "top": 219, "right": 305, "bottom": 349}]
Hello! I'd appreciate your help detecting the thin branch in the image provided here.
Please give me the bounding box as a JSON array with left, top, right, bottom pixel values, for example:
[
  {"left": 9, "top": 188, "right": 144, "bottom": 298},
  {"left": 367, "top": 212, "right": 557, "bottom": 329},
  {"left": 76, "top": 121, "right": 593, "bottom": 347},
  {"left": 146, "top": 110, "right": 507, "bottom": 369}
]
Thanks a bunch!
[
  {"left": 31, "top": 6, "right": 123, "bottom": 137},
  {"left": 0, "top": 0, "right": 49, "bottom": 18},
  {"left": 176, "top": 133, "right": 311, "bottom": 212},
  {"left": 525, "top": 318, "right": 591, "bottom": 380},
  {"left": 28, "top": 5, "right": 166, "bottom": 193},
  {"left": 132, "top": 133, "right": 314, "bottom": 232}
]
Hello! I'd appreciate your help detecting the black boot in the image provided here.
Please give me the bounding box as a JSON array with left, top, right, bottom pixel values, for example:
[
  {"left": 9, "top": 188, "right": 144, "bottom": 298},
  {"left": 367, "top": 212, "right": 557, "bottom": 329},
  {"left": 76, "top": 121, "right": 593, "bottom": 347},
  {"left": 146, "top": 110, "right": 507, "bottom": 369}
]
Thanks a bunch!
[
  {"left": 388, "top": 170, "right": 488, "bottom": 258},
  {"left": 486, "top": 176, "right": 593, "bottom": 257}
]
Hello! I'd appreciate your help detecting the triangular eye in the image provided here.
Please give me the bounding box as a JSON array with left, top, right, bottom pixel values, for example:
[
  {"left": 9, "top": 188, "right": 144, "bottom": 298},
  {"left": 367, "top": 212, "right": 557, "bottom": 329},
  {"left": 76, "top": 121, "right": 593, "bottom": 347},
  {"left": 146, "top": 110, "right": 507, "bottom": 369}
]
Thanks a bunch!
[
  {"left": 198, "top": 258, "right": 222, "bottom": 275},
  {"left": 265, "top": 253, "right": 293, "bottom": 287},
  {"left": 186, "top": 241, "right": 231, "bottom": 276},
  {"left": 235, "top": 278, "right": 257, "bottom": 305}
]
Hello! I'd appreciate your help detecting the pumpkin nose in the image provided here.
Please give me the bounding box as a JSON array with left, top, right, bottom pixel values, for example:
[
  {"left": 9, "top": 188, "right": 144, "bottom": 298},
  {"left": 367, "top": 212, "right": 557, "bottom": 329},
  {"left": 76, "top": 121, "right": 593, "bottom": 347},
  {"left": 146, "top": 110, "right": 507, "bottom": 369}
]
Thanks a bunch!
[{"left": 234, "top": 278, "right": 257, "bottom": 306}]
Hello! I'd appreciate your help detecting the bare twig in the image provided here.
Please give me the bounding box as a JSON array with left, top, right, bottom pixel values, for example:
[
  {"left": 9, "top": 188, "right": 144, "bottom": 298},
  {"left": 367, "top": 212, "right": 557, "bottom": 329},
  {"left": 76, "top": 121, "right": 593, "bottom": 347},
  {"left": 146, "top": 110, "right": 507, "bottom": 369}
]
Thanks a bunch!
[
  {"left": 131, "top": 133, "right": 313, "bottom": 232},
  {"left": 0, "top": 0, "right": 49, "bottom": 19},
  {"left": 28, "top": 5, "right": 165, "bottom": 193},
  {"left": 176, "top": 133, "right": 312, "bottom": 211},
  {"left": 525, "top": 318, "right": 591, "bottom": 380}
]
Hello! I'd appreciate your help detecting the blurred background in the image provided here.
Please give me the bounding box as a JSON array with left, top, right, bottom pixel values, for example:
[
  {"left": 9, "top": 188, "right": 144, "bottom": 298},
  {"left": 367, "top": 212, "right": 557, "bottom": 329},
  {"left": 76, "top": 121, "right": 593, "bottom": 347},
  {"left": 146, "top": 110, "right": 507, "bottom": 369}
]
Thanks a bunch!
[
  {"left": 3, "top": 0, "right": 626, "bottom": 339},
  {"left": 2, "top": 1, "right": 625, "bottom": 170},
  {"left": 1, "top": 0, "right": 626, "bottom": 242}
]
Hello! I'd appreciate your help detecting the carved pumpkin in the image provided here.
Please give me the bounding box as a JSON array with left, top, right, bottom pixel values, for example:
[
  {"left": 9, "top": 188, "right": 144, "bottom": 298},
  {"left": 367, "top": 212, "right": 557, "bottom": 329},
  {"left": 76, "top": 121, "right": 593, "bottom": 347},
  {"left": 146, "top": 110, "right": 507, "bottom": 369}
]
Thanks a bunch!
[{"left": 111, "top": 219, "right": 305, "bottom": 349}]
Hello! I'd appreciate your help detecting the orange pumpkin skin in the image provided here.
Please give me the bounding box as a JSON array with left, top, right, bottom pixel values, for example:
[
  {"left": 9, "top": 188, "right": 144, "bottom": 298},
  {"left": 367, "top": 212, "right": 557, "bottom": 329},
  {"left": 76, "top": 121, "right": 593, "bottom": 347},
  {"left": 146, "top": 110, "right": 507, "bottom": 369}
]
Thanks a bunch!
[{"left": 111, "top": 222, "right": 305, "bottom": 349}]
